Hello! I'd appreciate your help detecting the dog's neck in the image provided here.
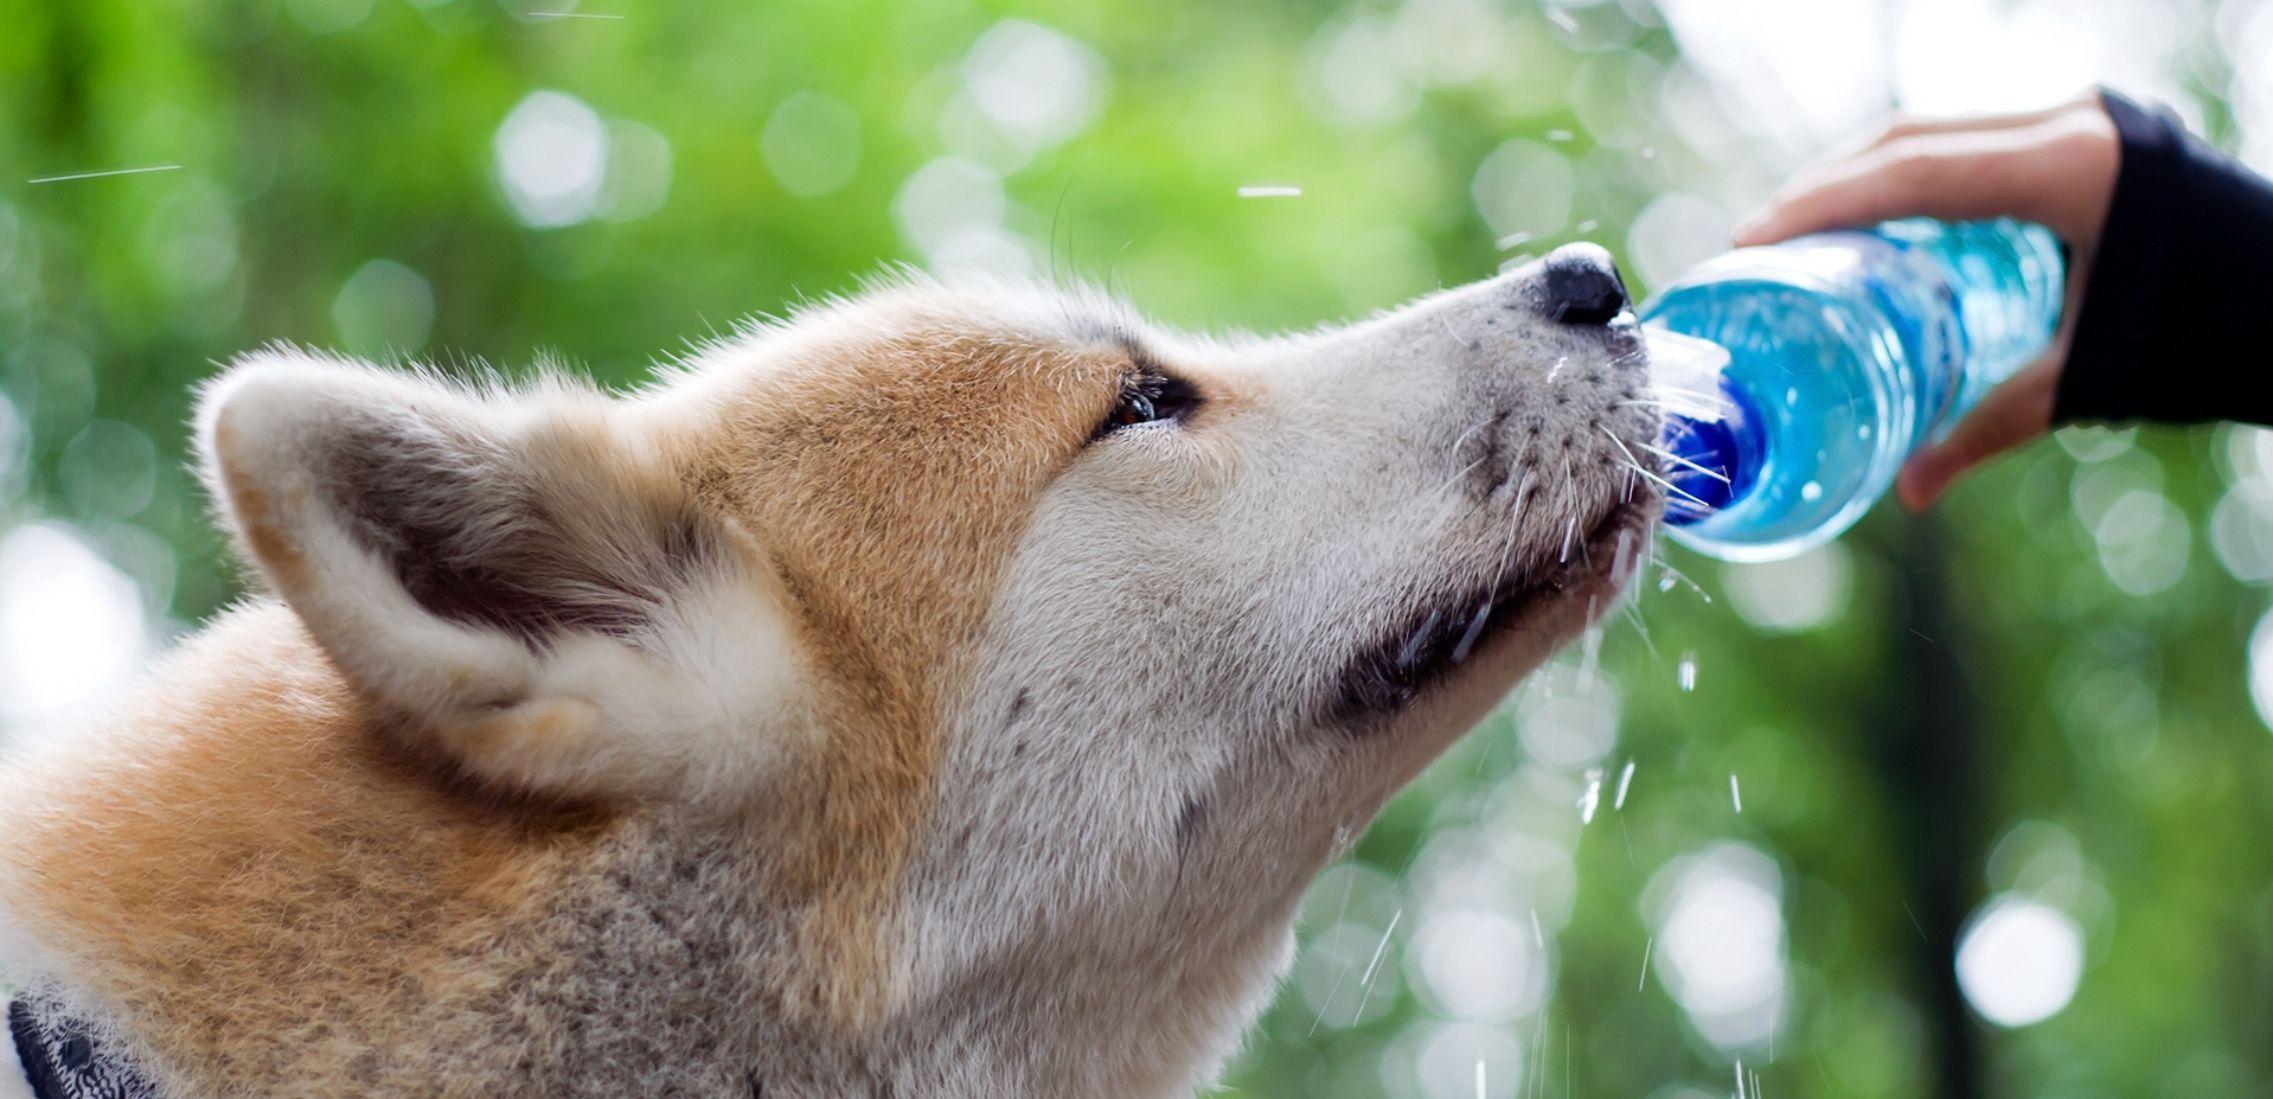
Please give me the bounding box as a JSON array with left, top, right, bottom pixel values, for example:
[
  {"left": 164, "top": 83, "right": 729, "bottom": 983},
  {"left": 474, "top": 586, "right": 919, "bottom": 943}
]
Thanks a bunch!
[{"left": 0, "top": 606, "right": 1292, "bottom": 1098}]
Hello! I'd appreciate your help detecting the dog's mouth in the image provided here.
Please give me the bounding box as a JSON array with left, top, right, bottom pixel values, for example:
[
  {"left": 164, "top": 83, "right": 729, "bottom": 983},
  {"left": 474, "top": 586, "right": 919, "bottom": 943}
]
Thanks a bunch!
[{"left": 1329, "top": 498, "right": 1655, "bottom": 725}]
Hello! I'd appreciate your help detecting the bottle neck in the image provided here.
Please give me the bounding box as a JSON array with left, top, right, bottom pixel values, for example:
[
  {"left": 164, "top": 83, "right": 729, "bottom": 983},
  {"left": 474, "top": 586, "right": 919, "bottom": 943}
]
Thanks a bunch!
[
  {"left": 1638, "top": 325, "right": 1751, "bottom": 526},
  {"left": 1660, "top": 378, "right": 1762, "bottom": 526}
]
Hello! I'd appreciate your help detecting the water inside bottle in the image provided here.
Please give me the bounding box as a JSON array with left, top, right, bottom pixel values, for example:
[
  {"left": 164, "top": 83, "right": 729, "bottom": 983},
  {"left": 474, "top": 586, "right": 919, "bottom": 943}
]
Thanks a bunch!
[
  {"left": 1647, "top": 278, "right": 1910, "bottom": 557},
  {"left": 1641, "top": 220, "right": 2063, "bottom": 562}
]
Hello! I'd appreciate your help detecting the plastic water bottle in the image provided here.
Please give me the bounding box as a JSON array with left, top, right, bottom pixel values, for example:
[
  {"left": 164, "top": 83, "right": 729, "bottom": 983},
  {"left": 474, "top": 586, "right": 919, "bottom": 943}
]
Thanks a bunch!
[{"left": 1641, "top": 218, "right": 2065, "bottom": 562}]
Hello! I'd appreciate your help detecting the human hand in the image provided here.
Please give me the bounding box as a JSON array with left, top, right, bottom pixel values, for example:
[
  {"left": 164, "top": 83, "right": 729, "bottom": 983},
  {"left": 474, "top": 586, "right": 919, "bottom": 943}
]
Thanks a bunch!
[{"left": 1732, "top": 94, "right": 2121, "bottom": 510}]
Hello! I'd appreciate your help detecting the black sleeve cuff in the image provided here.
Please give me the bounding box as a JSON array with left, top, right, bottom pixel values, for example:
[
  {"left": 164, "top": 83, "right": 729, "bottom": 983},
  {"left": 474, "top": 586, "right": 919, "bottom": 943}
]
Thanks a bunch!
[
  {"left": 2051, "top": 89, "right": 2183, "bottom": 424},
  {"left": 2055, "top": 88, "right": 2273, "bottom": 426}
]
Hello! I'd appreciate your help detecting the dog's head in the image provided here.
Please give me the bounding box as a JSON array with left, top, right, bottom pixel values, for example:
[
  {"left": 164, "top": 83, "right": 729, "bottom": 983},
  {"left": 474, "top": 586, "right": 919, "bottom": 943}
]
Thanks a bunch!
[{"left": 198, "top": 246, "right": 1660, "bottom": 1048}]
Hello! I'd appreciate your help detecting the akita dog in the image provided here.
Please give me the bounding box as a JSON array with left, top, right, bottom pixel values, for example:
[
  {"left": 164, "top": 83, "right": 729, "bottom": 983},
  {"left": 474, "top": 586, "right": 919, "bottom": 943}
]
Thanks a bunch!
[{"left": 0, "top": 244, "right": 1660, "bottom": 1098}]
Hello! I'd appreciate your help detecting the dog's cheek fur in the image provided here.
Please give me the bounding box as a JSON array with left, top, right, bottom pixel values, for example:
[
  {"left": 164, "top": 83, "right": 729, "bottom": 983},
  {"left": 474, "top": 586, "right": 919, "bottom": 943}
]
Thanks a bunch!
[{"left": 649, "top": 290, "right": 1129, "bottom": 1023}]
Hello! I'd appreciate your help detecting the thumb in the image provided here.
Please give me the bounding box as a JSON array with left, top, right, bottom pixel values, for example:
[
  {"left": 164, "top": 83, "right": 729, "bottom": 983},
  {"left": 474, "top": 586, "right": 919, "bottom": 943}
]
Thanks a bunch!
[{"left": 1896, "top": 356, "right": 2060, "bottom": 511}]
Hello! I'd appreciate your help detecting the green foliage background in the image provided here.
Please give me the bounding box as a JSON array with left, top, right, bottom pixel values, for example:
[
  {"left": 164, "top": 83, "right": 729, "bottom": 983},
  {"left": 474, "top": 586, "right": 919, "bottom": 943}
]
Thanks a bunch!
[{"left": 3, "top": 1, "right": 2269, "bottom": 1096}]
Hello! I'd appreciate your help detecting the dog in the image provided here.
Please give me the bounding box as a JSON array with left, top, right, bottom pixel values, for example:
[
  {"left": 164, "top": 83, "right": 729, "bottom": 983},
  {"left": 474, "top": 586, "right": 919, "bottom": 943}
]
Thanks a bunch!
[{"left": 0, "top": 244, "right": 1661, "bottom": 1098}]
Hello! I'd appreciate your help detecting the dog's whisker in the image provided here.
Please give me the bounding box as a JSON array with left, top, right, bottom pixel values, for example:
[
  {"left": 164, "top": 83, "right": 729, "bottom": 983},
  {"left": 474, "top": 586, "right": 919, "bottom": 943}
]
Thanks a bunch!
[{"left": 1637, "top": 440, "right": 1730, "bottom": 483}]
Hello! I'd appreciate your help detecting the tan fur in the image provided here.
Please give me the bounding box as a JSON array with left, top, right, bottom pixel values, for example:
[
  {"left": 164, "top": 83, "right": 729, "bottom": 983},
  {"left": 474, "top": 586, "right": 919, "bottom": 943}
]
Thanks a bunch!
[{"left": 5, "top": 606, "right": 617, "bottom": 1092}]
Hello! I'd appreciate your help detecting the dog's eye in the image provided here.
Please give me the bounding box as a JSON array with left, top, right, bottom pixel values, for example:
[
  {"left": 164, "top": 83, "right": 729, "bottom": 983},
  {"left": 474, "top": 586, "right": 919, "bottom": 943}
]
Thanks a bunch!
[
  {"left": 1097, "top": 371, "right": 1200, "bottom": 438},
  {"left": 1109, "top": 389, "right": 1160, "bottom": 428}
]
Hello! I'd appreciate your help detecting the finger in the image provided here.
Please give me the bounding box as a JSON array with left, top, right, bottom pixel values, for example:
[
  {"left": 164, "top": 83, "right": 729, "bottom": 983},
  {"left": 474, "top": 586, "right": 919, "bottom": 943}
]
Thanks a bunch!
[
  {"left": 1740, "top": 94, "right": 2104, "bottom": 242},
  {"left": 1850, "top": 95, "right": 2094, "bottom": 157},
  {"left": 1734, "top": 129, "right": 2076, "bottom": 247},
  {"left": 1895, "top": 356, "right": 2061, "bottom": 510}
]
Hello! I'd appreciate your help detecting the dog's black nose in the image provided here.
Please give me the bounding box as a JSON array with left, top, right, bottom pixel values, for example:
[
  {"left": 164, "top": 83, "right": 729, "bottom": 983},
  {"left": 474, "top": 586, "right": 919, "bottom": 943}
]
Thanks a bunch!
[{"left": 1541, "top": 243, "right": 1629, "bottom": 326}]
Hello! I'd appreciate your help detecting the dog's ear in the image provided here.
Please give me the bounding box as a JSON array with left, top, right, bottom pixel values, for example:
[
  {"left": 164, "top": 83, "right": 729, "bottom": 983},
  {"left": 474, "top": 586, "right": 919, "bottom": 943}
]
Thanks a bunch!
[{"left": 197, "top": 350, "right": 803, "bottom": 802}]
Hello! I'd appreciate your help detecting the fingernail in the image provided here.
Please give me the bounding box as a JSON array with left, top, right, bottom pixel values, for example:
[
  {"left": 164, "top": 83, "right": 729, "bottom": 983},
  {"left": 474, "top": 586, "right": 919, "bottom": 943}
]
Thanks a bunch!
[{"left": 1895, "top": 462, "right": 1936, "bottom": 512}]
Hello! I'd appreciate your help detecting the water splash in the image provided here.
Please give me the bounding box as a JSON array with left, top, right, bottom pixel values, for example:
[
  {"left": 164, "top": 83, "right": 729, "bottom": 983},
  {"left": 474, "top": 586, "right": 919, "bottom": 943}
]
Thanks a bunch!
[
  {"left": 1677, "top": 651, "right": 1698, "bottom": 691},
  {"left": 28, "top": 164, "right": 182, "bottom": 184},
  {"left": 1577, "top": 766, "right": 1604, "bottom": 824},
  {"left": 1730, "top": 772, "right": 1744, "bottom": 814},
  {"left": 1354, "top": 908, "right": 1403, "bottom": 1002},
  {"left": 1575, "top": 619, "right": 1605, "bottom": 691},
  {"left": 1614, "top": 759, "right": 1636, "bottom": 810}
]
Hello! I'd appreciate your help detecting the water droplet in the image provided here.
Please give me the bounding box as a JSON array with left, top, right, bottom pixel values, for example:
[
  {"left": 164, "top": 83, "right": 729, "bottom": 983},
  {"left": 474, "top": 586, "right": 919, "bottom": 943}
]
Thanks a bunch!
[
  {"left": 1577, "top": 766, "right": 1604, "bottom": 823},
  {"left": 1677, "top": 652, "right": 1697, "bottom": 691},
  {"left": 1800, "top": 481, "right": 1822, "bottom": 502},
  {"left": 1730, "top": 772, "right": 1744, "bottom": 813},
  {"left": 1657, "top": 570, "right": 1679, "bottom": 592}
]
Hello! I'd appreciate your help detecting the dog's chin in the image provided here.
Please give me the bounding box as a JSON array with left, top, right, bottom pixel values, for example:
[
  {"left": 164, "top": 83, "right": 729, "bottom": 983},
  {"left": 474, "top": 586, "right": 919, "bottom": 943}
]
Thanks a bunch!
[{"left": 1330, "top": 499, "right": 1657, "bottom": 733}]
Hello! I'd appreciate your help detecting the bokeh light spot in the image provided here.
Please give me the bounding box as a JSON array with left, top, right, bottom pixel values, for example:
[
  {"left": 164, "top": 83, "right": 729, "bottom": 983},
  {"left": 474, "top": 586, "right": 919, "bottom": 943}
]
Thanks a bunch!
[
  {"left": 1627, "top": 192, "right": 1731, "bottom": 291},
  {"left": 58, "top": 421, "right": 157, "bottom": 520},
  {"left": 1721, "top": 542, "right": 1851, "bottom": 633},
  {"left": 494, "top": 91, "right": 610, "bottom": 228},
  {"left": 1657, "top": 0, "right": 1886, "bottom": 149},
  {"left": 1514, "top": 660, "right": 1620, "bottom": 770},
  {"left": 1648, "top": 842, "right": 1789, "bottom": 1050},
  {"left": 2091, "top": 488, "right": 2187, "bottom": 596},
  {"left": 1409, "top": 1020, "right": 1524, "bottom": 1099},
  {"left": 1471, "top": 139, "right": 1574, "bottom": 245},
  {"left": 333, "top": 259, "right": 437, "bottom": 356},
  {"left": 286, "top": 0, "right": 375, "bottom": 34},
  {"left": 0, "top": 394, "right": 23, "bottom": 500},
  {"left": 601, "top": 120, "right": 673, "bottom": 221},
  {"left": 1954, "top": 896, "right": 2083, "bottom": 1027},
  {"left": 762, "top": 92, "right": 863, "bottom": 198},
  {"left": 2246, "top": 605, "right": 2273, "bottom": 732},
  {"left": 1882, "top": 0, "right": 2109, "bottom": 118},
  {"left": 1407, "top": 909, "right": 1548, "bottom": 1023},
  {"left": 1303, "top": 13, "right": 1420, "bottom": 127},
  {"left": 961, "top": 20, "right": 1107, "bottom": 155},
  {"left": 0, "top": 524, "right": 149, "bottom": 728},
  {"left": 892, "top": 157, "right": 1032, "bottom": 275}
]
